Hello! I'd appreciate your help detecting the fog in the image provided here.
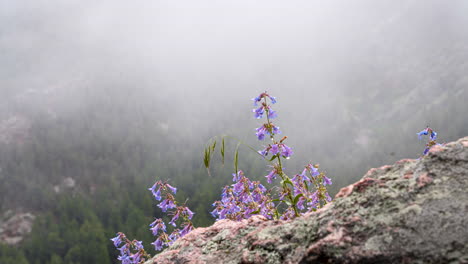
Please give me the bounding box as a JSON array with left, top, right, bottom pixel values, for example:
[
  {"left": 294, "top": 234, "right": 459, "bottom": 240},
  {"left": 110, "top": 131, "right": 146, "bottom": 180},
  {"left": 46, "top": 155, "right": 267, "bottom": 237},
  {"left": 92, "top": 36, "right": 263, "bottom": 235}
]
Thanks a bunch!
[{"left": 1, "top": 0, "right": 468, "bottom": 188}]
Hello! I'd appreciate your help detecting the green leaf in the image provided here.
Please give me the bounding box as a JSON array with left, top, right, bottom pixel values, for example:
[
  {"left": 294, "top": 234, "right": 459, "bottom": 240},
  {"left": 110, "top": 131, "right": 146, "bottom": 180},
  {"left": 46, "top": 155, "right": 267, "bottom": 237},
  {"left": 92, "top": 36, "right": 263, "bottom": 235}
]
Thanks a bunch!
[
  {"left": 203, "top": 147, "right": 210, "bottom": 169},
  {"left": 234, "top": 148, "right": 239, "bottom": 173},
  {"left": 283, "top": 177, "right": 294, "bottom": 186},
  {"left": 268, "top": 155, "right": 277, "bottom": 162},
  {"left": 293, "top": 194, "right": 303, "bottom": 205},
  {"left": 211, "top": 140, "right": 217, "bottom": 152},
  {"left": 220, "top": 137, "right": 225, "bottom": 165}
]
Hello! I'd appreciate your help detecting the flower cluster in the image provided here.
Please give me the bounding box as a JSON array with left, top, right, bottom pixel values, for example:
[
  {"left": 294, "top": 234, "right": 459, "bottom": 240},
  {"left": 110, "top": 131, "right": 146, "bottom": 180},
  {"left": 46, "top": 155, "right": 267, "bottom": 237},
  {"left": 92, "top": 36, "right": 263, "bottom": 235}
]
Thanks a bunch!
[
  {"left": 211, "top": 170, "right": 275, "bottom": 220},
  {"left": 148, "top": 181, "right": 194, "bottom": 251},
  {"left": 113, "top": 92, "right": 334, "bottom": 262},
  {"left": 212, "top": 92, "right": 333, "bottom": 221},
  {"left": 111, "top": 233, "right": 149, "bottom": 264},
  {"left": 286, "top": 164, "right": 333, "bottom": 217},
  {"left": 417, "top": 127, "right": 439, "bottom": 155},
  {"left": 258, "top": 141, "right": 293, "bottom": 159}
]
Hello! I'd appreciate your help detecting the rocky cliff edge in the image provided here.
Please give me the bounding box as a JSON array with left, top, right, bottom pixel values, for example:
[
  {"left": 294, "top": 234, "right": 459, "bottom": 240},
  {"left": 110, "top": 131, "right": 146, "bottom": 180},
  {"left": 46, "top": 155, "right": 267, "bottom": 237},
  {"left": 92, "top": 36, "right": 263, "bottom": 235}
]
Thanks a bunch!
[{"left": 147, "top": 137, "right": 468, "bottom": 264}]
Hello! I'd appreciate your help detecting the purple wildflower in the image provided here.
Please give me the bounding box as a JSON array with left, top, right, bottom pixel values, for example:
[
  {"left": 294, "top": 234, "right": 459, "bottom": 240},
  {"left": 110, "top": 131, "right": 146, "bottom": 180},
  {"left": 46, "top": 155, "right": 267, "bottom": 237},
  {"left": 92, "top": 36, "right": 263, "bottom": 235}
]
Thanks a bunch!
[
  {"left": 270, "top": 144, "right": 280, "bottom": 155},
  {"left": 151, "top": 237, "right": 164, "bottom": 251},
  {"left": 280, "top": 207, "right": 296, "bottom": 220},
  {"left": 166, "top": 184, "right": 177, "bottom": 194},
  {"left": 417, "top": 128, "right": 428, "bottom": 140},
  {"left": 169, "top": 211, "right": 180, "bottom": 227},
  {"left": 280, "top": 144, "right": 293, "bottom": 158},
  {"left": 130, "top": 253, "right": 141, "bottom": 264},
  {"left": 269, "top": 96, "right": 277, "bottom": 104},
  {"left": 252, "top": 92, "right": 276, "bottom": 106},
  {"left": 258, "top": 147, "right": 268, "bottom": 157},
  {"left": 117, "top": 243, "right": 129, "bottom": 256},
  {"left": 168, "top": 231, "right": 180, "bottom": 244},
  {"left": 158, "top": 197, "right": 176, "bottom": 212},
  {"left": 134, "top": 240, "right": 144, "bottom": 250},
  {"left": 117, "top": 254, "right": 131, "bottom": 264},
  {"left": 323, "top": 176, "right": 332, "bottom": 186},
  {"left": 268, "top": 109, "right": 277, "bottom": 119},
  {"left": 256, "top": 125, "right": 268, "bottom": 140},
  {"left": 232, "top": 171, "right": 243, "bottom": 182},
  {"left": 148, "top": 183, "right": 162, "bottom": 201},
  {"left": 183, "top": 207, "right": 195, "bottom": 220},
  {"left": 253, "top": 106, "right": 265, "bottom": 119},
  {"left": 265, "top": 168, "right": 278, "bottom": 184},
  {"left": 423, "top": 147, "right": 430, "bottom": 155},
  {"left": 297, "top": 196, "right": 307, "bottom": 210},
  {"left": 179, "top": 223, "right": 194, "bottom": 237},
  {"left": 233, "top": 180, "right": 245, "bottom": 194},
  {"left": 303, "top": 164, "right": 319, "bottom": 177},
  {"left": 149, "top": 219, "right": 166, "bottom": 235},
  {"left": 111, "top": 233, "right": 123, "bottom": 247},
  {"left": 252, "top": 96, "right": 262, "bottom": 106},
  {"left": 308, "top": 191, "right": 319, "bottom": 207},
  {"left": 272, "top": 125, "right": 281, "bottom": 135}
]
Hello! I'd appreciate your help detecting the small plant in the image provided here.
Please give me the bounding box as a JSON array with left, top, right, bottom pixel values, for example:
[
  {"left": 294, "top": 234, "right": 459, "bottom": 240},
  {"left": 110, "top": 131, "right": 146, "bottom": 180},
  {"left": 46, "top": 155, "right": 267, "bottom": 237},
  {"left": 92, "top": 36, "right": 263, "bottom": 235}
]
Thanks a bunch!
[
  {"left": 417, "top": 127, "right": 439, "bottom": 155},
  {"left": 110, "top": 233, "right": 149, "bottom": 264},
  {"left": 111, "top": 181, "right": 194, "bottom": 264},
  {"left": 111, "top": 92, "right": 333, "bottom": 262},
  {"left": 209, "top": 92, "right": 333, "bottom": 221}
]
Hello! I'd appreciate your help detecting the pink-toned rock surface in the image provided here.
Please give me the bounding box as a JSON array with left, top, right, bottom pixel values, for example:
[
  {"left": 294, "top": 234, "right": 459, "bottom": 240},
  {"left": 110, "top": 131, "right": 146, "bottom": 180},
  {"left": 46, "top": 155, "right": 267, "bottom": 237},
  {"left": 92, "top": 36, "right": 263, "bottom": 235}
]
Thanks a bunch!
[{"left": 147, "top": 137, "right": 468, "bottom": 264}]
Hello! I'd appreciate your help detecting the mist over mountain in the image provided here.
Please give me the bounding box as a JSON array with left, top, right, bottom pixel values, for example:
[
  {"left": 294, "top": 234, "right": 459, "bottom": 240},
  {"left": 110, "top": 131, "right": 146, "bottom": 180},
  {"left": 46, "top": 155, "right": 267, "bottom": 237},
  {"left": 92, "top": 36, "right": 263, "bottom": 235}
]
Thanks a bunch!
[{"left": 0, "top": 1, "right": 467, "bottom": 263}]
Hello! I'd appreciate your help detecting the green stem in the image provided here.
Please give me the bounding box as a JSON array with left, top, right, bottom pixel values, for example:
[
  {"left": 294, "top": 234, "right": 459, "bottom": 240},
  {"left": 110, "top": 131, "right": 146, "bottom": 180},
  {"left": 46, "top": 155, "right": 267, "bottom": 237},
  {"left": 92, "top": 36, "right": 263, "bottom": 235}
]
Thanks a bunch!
[{"left": 277, "top": 155, "right": 299, "bottom": 217}]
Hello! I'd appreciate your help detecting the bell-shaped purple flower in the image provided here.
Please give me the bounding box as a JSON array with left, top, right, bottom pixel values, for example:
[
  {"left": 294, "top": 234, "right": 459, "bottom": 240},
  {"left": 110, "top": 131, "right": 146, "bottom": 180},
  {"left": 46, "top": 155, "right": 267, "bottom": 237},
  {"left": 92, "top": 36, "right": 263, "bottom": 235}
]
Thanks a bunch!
[
  {"left": 297, "top": 196, "right": 306, "bottom": 210},
  {"left": 149, "top": 219, "right": 166, "bottom": 235},
  {"left": 179, "top": 223, "right": 193, "bottom": 237},
  {"left": 417, "top": 128, "right": 428, "bottom": 140},
  {"left": 252, "top": 96, "right": 262, "bottom": 106},
  {"left": 169, "top": 211, "right": 180, "bottom": 227},
  {"left": 166, "top": 184, "right": 177, "bottom": 194},
  {"left": 134, "top": 240, "right": 144, "bottom": 250},
  {"left": 232, "top": 171, "right": 242, "bottom": 182},
  {"left": 183, "top": 207, "right": 194, "bottom": 220},
  {"left": 280, "top": 144, "right": 293, "bottom": 158},
  {"left": 158, "top": 198, "right": 176, "bottom": 212},
  {"left": 151, "top": 237, "right": 164, "bottom": 251},
  {"left": 323, "top": 176, "right": 332, "bottom": 186},
  {"left": 268, "top": 109, "right": 277, "bottom": 119},
  {"left": 265, "top": 169, "right": 278, "bottom": 184},
  {"left": 256, "top": 125, "right": 268, "bottom": 140},
  {"left": 423, "top": 147, "right": 430, "bottom": 155},
  {"left": 111, "top": 233, "right": 123, "bottom": 247},
  {"left": 258, "top": 148, "right": 268, "bottom": 157},
  {"left": 253, "top": 106, "right": 265, "bottom": 119},
  {"left": 148, "top": 183, "right": 162, "bottom": 201},
  {"left": 269, "top": 96, "right": 277, "bottom": 104},
  {"left": 118, "top": 254, "right": 131, "bottom": 264},
  {"left": 270, "top": 144, "right": 280, "bottom": 155}
]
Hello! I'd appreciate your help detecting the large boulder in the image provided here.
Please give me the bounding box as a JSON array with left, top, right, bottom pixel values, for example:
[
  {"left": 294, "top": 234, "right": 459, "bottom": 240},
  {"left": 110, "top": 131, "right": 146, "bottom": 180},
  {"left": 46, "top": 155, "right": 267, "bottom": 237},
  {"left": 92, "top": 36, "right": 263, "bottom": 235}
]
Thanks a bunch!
[{"left": 147, "top": 137, "right": 468, "bottom": 264}]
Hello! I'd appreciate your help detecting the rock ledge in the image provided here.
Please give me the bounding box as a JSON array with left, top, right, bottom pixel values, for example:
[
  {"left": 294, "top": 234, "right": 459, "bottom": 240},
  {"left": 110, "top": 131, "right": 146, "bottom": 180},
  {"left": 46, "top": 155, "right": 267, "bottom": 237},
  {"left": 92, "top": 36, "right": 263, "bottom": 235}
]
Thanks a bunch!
[{"left": 148, "top": 137, "right": 468, "bottom": 264}]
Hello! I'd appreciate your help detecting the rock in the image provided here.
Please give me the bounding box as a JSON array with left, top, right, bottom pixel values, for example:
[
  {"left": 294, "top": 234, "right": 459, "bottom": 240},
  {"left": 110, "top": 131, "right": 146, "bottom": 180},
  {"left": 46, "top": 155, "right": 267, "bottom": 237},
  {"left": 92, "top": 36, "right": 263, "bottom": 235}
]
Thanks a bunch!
[
  {"left": 146, "top": 137, "right": 468, "bottom": 264},
  {"left": 0, "top": 115, "right": 31, "bottom": 145},
  {"left": 0, "top": 211, "right": 35, "bottom": 245}
]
